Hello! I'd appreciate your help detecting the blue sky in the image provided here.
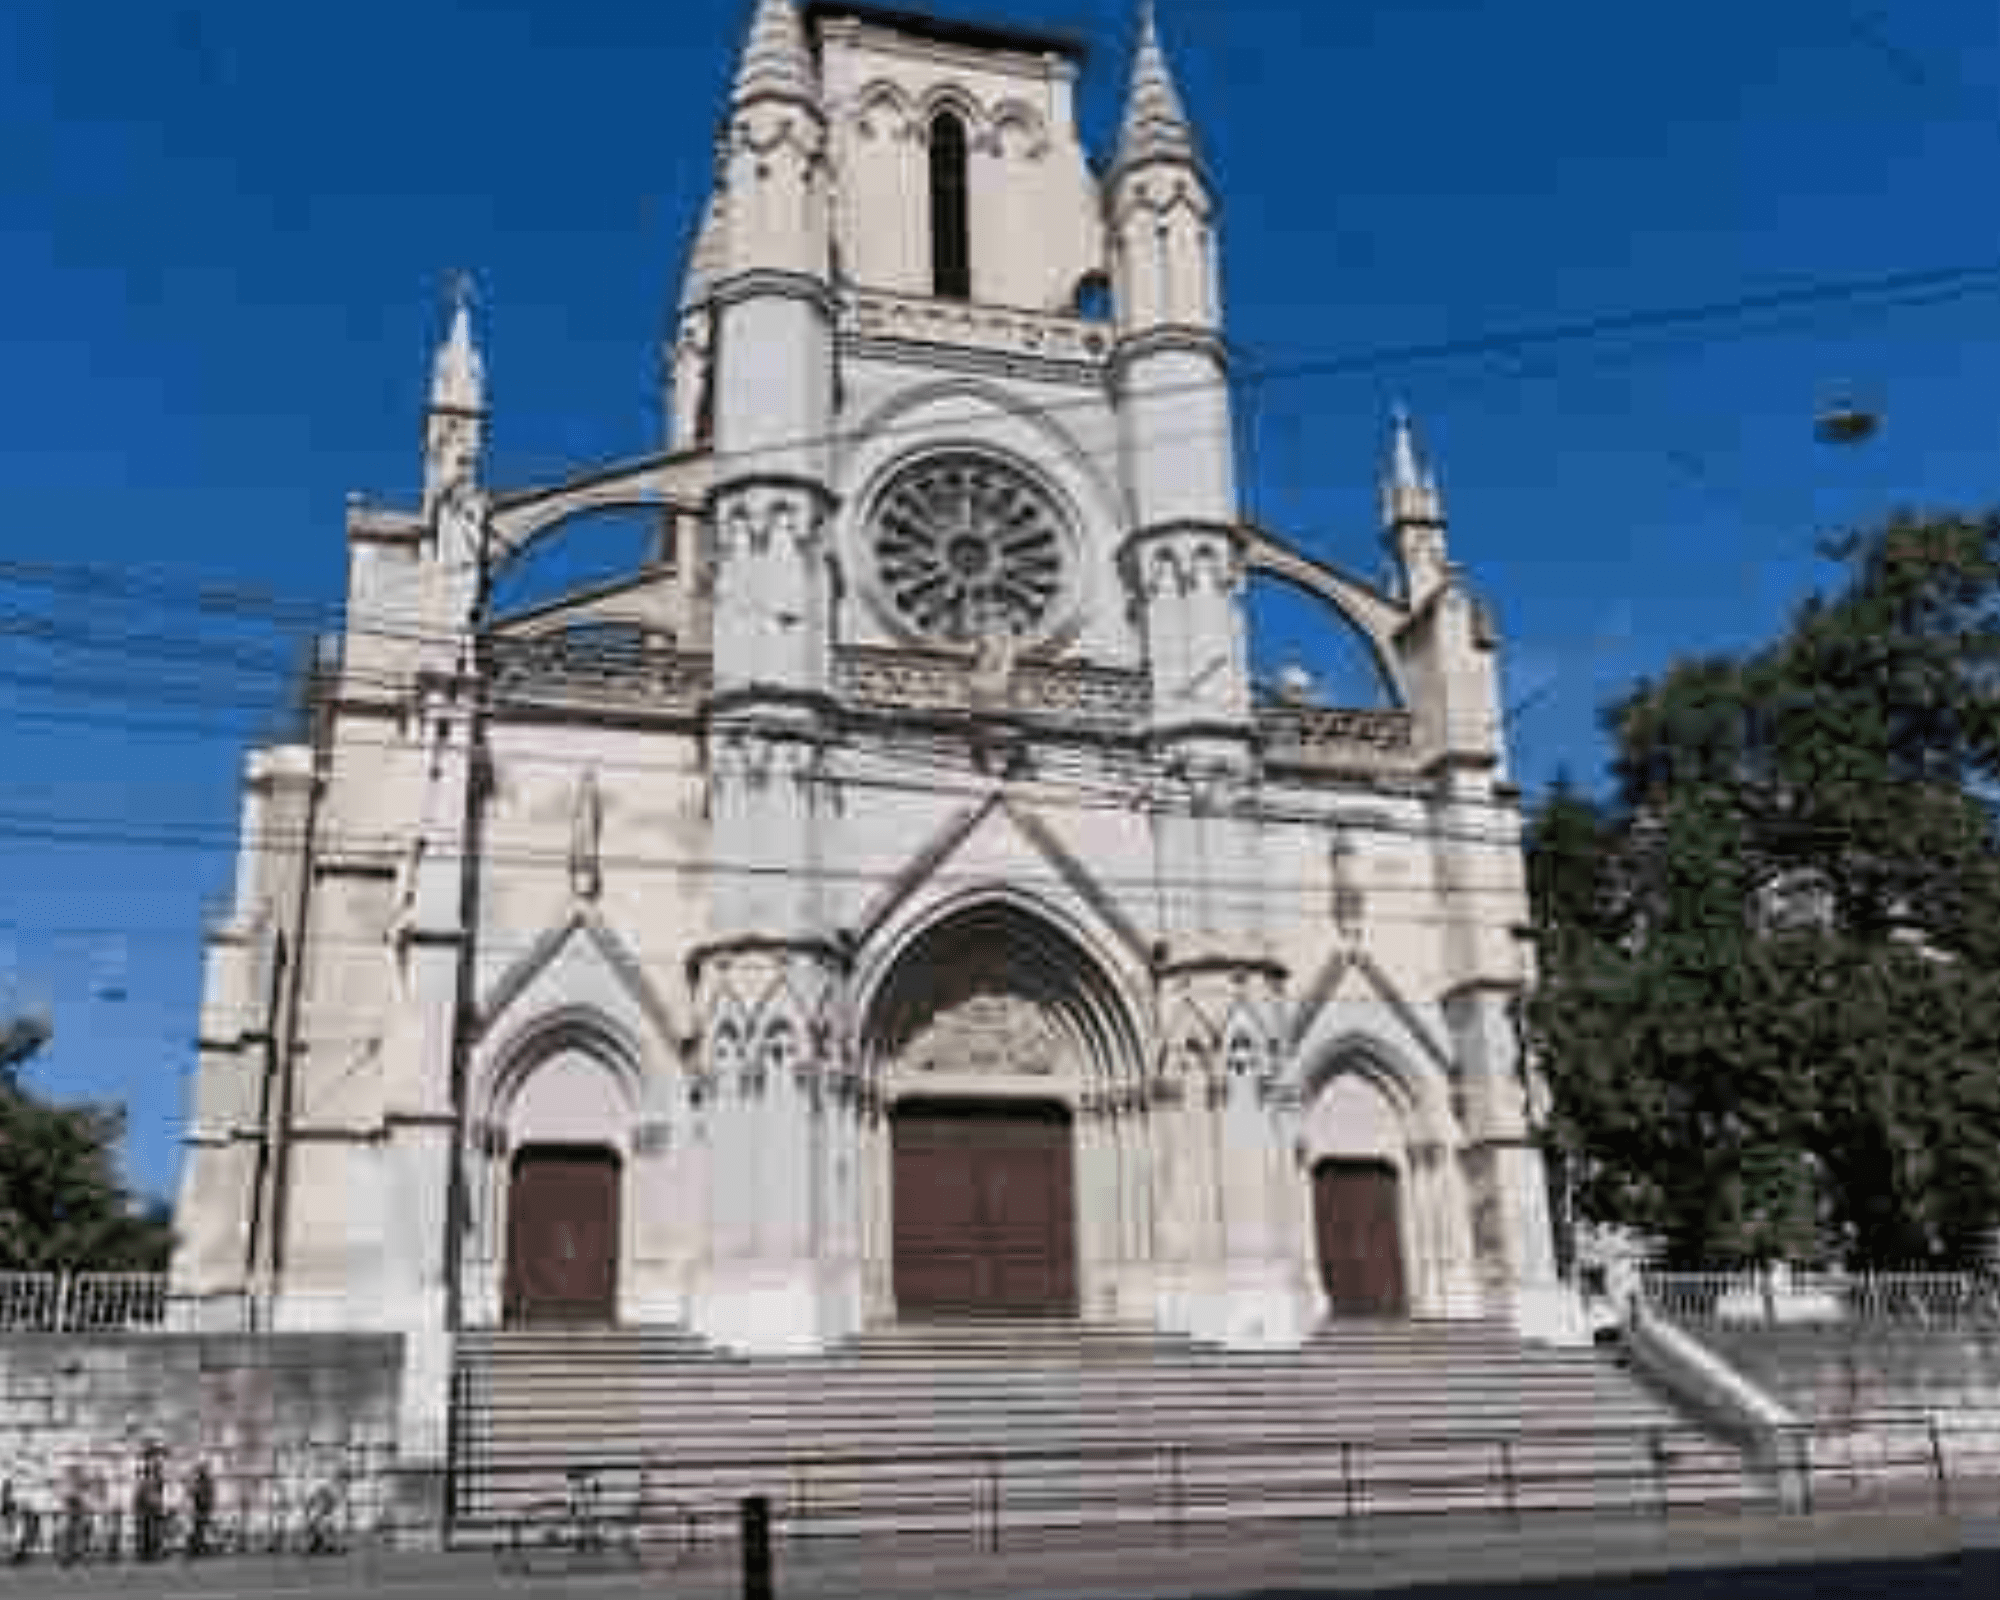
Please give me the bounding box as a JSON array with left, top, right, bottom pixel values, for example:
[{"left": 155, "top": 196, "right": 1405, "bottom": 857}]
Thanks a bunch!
[{"left": 3, "top": 0, "right": 1999, "bottom": 1204}]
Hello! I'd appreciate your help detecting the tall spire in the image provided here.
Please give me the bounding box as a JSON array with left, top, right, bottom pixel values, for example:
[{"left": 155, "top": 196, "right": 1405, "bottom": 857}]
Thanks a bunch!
[
  {"left": 429, "top": 274, "right": 485, "bottom": 416},
  {"left": 733, "top": 0, "right": 817, "bottom": 108},
  {"left": 1116, "top": 2, "right": 1200, "bottom": 174}
]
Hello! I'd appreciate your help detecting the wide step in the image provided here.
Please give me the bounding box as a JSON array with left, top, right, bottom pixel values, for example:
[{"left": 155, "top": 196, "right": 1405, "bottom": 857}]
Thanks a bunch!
[{"left": 450, "top": 1321, "right": 1758, "bottom": 1542}]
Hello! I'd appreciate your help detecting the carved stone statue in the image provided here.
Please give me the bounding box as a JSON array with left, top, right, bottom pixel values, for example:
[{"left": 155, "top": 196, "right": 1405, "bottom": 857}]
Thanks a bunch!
[
  {"left": 967, "top": 607, "right": 1020, "bottom": 713},
  {"left": 438, "top": 478, "right": 486, "bottom": 573},
  {"left": 901, "top": 992, "right": 1060, "bottom": 1077},
  {"left": 570, "top": 769, "right": 603, "bottom": 902}
]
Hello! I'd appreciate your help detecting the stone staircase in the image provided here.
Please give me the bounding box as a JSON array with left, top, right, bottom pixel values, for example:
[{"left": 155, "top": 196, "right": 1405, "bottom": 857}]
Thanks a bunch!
[{"left": 450, "top": 1318, "right": 1758, "bottom": 1544}]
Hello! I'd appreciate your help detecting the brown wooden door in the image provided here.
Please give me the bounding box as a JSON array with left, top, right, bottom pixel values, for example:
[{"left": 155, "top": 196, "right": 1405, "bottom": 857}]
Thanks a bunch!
[
  {"left": 504, "top": 1146, "right": 620, "bottom": 1328},
  {"left": 893, "top": 1101, "right": 1076, "bottom": 1317},
  {"left": 1314, "top": 1159, "right": 1407, "bottom": 1317}
]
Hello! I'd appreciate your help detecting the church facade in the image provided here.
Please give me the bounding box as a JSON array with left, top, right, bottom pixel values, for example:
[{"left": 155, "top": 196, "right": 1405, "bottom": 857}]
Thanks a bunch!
[{"left": 171, "top": 0, "right": 1572, "bottom": 1458}]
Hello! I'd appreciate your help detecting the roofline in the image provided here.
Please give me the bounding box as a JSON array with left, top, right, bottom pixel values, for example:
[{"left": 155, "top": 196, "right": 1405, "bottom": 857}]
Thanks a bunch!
[{"left": 803, "top": 2, "right": 1089, "bottom": 66}]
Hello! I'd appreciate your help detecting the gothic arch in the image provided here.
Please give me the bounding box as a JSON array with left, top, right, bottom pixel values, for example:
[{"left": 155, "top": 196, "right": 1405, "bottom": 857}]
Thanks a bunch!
[
  {"left": 854, "top": 889, "right": 1147, "bottom": 1098},
  {"left": 989, "top": 97, "right": 1049, "bottom": 159},
  {"left": 915, "top": 83, "right": 989, "bottom": 140},
  {"left": 853, "top": 78, "right": 918, "bottom": 140},
  {"left": 477, "top": 1005, "right": 646, "bottom": 1144},
  {"left": 1298, "top": 1032, "right": 1476, "bottom": 1320},
  {"left": 1300, "top": 1031, "right": 1460, "bottom": 1152},
  {"left": 465, "top": 1006, "right": 657, "bottom": 1328}
]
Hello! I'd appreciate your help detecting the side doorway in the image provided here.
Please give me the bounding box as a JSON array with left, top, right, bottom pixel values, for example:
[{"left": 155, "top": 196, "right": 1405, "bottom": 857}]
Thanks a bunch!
[
  {"left": 1313, "top": 1158, "right": 1407, "bottom": 1318},
  {"left": 503, "top": 1145, "right": 621, "bottom": 1328}
]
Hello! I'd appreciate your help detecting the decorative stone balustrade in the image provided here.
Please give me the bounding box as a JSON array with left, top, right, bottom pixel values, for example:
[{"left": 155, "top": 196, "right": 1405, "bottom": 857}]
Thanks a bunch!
[
  {"left": 840, "top": 290, "right": 1112, "bottom": 369},
  {"left": 836, "top": 646, "right": 1148, "bottom": 728},
  {"left": 488, "top": 626, "right": 711, "bottom": 710},
  {"left": 1257, "top": 705, "right": 1416, "bottom": 771}
]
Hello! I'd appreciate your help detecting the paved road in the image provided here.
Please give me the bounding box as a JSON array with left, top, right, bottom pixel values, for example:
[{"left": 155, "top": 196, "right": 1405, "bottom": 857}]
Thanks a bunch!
[{"left": 0, "top": 1506, "right": 1993, "bottom": 1600}]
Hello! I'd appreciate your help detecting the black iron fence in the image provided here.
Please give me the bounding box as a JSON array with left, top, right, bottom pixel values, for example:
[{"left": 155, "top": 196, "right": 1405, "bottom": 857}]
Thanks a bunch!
[
  {"left": 0, "top": 1412, "right": 1991, "bottom": 1571},
  {"left": 444, "top": 1412, "right": 2000, "bottom": 1559}
]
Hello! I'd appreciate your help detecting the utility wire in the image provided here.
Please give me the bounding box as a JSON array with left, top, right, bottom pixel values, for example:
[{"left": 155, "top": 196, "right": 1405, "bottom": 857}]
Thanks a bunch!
[{"left": 4, "top": 252, "right": 1997, "bottom": 650}]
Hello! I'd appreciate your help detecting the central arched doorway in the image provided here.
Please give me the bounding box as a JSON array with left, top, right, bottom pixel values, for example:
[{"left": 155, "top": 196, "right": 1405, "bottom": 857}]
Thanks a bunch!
[
  {"left": 892, "top": 1098, "right": 1077, "bottom": 1317},
  {"left": 860, "top": 897, "right": 1142, "bottom": 1326}
]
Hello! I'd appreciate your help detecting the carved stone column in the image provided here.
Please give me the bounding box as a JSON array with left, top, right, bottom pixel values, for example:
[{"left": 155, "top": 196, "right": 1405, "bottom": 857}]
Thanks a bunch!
[{"left": 687, "top": 944, "right": 847, "bottom": 1353}]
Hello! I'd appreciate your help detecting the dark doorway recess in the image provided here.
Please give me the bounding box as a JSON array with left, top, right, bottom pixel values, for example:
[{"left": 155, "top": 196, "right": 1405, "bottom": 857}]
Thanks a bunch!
[
  {"left": 1314, "top": 1158, "right": 1407, "bottom": 1317},
  {"left": 504, "top": 1145, "right": 621, "bottom": 1328},
  {"left": 893, "top": 1099, "right": 1076, "bottom": 1318}
]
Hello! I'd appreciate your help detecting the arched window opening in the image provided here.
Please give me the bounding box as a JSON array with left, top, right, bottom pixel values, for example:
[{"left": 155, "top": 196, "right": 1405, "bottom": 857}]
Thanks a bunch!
[
  {"left": 929, "top": 111, "right": 972, "bottom": 301},
  {"left": 1072, "top": 271, "right": 1112, "bottom": 322}
]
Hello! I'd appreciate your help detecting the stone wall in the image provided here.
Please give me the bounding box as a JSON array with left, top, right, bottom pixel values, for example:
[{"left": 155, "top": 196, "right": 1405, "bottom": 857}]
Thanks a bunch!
[
  {"left": 1698, "top": 1324, "right": 2000, "bottom": 1424},
  {"left": 1693, "top": 1324, "right": 2000, "bottom": 1489},
  {"left": 0, "top": 1334, "right": 402, "bottom": 1543}
]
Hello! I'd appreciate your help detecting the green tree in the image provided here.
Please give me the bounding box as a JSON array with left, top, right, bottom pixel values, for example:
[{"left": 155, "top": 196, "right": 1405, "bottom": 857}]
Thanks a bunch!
[
  {"left": 1526, "top": 511, "right": 2000, "bottom": 1270},
  {"left": 0, "top": 1024, "right": 175, "bottom": 1273}
]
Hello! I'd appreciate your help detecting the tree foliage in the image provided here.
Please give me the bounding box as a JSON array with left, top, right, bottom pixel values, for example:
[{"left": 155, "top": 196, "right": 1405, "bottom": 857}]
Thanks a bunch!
[
  {"left": 1526, "top": 512, "right": 2000, "bottom": 1270},
  {"left": 0, "top": 1034, "right": 175, "bottom": 1273}
]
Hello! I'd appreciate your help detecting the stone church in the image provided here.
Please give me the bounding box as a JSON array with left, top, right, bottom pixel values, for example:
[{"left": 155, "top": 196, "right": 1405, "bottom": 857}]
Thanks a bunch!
[{"left": 171, "top": 0, "right": 1571, "bottom": 1455}]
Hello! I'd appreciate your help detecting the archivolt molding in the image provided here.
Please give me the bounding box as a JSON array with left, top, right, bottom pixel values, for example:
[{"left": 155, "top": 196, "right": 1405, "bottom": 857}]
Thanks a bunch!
[
  {"left": 915, "top": 82, "right": 987, "bottom": 140},
  {"left": 1299, "top": 1029, "right": 1459, "bottom": 1152},
  {"left": 852, "top": 78, "right": 919, "bottom": 141},
  {"left": 853, "top": 888, "right": 1150, "bottom": 1097},
  {"left": 988, "top": 97, "right": 1051, "bottom": 160},
  {"left": 474, "top": 1003, "right": 646, "bottom": 1138}
]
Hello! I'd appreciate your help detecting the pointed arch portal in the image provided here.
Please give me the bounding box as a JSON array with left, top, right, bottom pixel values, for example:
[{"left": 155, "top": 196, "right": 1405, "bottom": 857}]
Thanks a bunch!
[{"left": 863, "top": 899, "right": 1140, "bottom": 1321}]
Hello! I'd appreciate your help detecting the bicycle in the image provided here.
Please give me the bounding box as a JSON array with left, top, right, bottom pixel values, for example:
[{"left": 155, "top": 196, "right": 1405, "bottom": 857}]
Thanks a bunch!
[
  {"left": 500, "top": 1462, "right": 698, "bottom": 1577},
  {"left": 0, "top": 1482, "right": 39, "bottom": 1565}
]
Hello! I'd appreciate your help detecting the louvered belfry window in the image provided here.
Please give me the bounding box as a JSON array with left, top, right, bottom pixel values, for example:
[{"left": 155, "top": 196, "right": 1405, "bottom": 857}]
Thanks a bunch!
[{"left": 930, "top": 110, "right": 972, "bottom": 301}]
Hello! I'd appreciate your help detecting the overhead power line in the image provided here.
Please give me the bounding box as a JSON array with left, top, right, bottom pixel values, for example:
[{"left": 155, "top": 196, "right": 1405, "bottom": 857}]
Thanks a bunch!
[{"left": 2, "top": 251, "right": 1997, "bottom": 650}]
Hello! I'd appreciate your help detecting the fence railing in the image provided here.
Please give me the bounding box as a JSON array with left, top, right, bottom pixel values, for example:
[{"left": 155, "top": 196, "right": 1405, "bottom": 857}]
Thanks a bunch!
[
  {"left": 0, "top": 1411, "right": 1990, "bottom": 1569},
  {"left": 442, "top": 1411, "right": 2000, "bottom": 1557},
  {"left": 0, "top": 1273, "right": 170, "bottom": 1332},
  {"left": 1638, "top": 1267, "right": 2000, "bottom": 1327}
]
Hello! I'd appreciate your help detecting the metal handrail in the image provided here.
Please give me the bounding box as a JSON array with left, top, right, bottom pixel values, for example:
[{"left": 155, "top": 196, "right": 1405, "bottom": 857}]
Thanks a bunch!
[{"left": 442, "top": 1408, "right": 2000, "bottom": 1552}]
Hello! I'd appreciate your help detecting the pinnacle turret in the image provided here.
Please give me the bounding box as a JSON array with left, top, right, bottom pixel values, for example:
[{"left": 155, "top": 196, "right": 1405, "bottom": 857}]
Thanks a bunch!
[
  {"left": 1381, "top": 406, "right": 1450, "bottom": 605},
  {"left": 1382, "top": 404, "right": 1443, "bottom": 527},
  {"left": 1115, "top": 2, "right": 1200, "bottom": 175},
  {"left": 429, "top": 278, "right": 485, "bottom": 416},
  {"left": 732, "top": 0, "right": 817, "bottom": 109}
]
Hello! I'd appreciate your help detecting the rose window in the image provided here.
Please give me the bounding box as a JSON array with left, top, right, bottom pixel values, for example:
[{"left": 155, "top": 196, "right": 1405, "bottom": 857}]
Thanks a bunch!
[{"left": 867, "top": 454, "right": 1070, "bottom": 645}]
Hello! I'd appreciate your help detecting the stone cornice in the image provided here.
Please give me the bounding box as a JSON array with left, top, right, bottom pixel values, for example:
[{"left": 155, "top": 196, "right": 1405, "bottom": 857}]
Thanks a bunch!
[
  {"left": 1108, "top": 326, "right": 1229, "bottom": 381},
  {"left": 710, "top": 269, "right": 837, "bottom": 317},
  {"left": 706, "top": 684, "right": 839, "bottom": 723},
  {"left": 1420, "top": 749, "right": 1502, "bottom": 780},
  {"left": 1146, "top": 717, "right": 1258, "bottom": 748},
  {"left": 686, "top": 934, "right": 849, "bottom": 980},
  {"left": 1155, "top": 952, "right": 1288, "bottom": 985}
]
